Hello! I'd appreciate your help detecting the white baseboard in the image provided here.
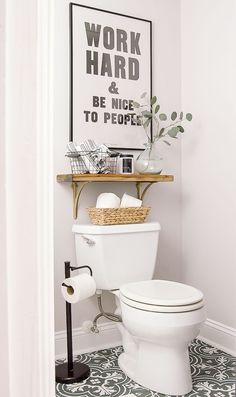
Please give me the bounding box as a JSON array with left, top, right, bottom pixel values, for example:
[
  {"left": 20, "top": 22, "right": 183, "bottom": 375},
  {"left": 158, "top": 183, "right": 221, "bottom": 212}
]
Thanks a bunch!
[
  {"left": 55, "top": 318, "right": 236, "bottom": 360},
  {"left": 55, "top": 321, "right": 122, "bottom": 359},
  {"left": 199, "top": 318, "right": 236, "bottom": 356}
]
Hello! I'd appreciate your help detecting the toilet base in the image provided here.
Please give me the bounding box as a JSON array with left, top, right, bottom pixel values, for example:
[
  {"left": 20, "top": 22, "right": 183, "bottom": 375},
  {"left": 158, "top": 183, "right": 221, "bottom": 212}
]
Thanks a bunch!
[
  {"left": 118, "top": 352, "right": 136, "bottom": 380},
  {"left": 118, "top": 343, "right": 193, "bottom": 396}
]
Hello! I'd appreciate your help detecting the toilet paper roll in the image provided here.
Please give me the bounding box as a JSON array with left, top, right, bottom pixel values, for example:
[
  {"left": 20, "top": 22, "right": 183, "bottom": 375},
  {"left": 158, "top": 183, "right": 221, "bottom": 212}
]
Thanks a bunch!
[
  {"left": 96, "top": 193, "right": 120, "bottom": 208},
  {"left": 120, "top": 193, "right": 142, "bottom": 208},
  {"left": 61, "top": 273, "right": 96, "bottom": 304}
]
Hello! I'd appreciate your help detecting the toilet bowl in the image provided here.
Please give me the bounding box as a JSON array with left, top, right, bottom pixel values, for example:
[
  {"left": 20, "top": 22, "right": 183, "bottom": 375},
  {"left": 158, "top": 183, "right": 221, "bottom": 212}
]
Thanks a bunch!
[
  {"left": 117, "top": 279, "right": 206, "bottom": 395},
  {"left": 72, "top": 223, "right": 206, "bottom": 395}
]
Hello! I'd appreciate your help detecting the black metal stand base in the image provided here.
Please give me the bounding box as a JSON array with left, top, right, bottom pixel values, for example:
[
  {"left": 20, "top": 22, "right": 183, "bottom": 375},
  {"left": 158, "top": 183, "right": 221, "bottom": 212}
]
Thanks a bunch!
[{"left": 56, "top": 362, "right": 90, "bottom": 384}]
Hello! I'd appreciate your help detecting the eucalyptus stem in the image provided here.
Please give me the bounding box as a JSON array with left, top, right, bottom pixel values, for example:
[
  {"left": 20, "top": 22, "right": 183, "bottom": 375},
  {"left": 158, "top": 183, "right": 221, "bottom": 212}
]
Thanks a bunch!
[
  {"left": 153, "top": 114, "right": 160, "bottom": 140},
  {"left": 132, "top": 93, "right": 192, "bottom": 145},
  {"left": 162, "top": 117, "right": 187, "bottom": 135},
  {"left": 142, "top": 121, "right": 152, "bottom": 142}
]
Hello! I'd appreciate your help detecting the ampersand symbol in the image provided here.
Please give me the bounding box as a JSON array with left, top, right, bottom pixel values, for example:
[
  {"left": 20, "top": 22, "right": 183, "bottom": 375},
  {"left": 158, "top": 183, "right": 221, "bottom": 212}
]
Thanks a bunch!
[{"left": 108, "top": 81, "right": 119, "bottom": 95}]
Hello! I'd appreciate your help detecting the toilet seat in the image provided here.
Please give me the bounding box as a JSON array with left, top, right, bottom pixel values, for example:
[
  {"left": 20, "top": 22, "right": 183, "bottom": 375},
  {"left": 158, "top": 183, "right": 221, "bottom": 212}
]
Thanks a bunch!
[
  {"left": 120, "top": 280, "right": 204, "bottom": 313},
  {"left": 120, "top": 294, "right": 204, "bottom": 313}
]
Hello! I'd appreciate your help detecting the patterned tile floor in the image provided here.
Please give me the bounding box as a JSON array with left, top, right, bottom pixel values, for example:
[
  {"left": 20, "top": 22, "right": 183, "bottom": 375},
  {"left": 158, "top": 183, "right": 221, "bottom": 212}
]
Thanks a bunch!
[{"left": 56, "top": 339, "right": 236, "bottom": 397}]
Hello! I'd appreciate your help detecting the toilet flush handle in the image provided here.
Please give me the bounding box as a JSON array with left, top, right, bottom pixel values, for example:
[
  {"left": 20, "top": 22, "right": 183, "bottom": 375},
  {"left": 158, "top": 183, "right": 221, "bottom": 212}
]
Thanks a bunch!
[{"left": 81, "top": 235, "right": 96, "bottom": 247}]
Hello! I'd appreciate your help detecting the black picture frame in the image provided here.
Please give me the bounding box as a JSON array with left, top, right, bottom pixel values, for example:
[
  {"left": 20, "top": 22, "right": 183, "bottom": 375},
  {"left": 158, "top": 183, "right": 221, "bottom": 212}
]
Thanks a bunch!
[{"left": 69, "top": 3, "right": 152, "bottom": 150}]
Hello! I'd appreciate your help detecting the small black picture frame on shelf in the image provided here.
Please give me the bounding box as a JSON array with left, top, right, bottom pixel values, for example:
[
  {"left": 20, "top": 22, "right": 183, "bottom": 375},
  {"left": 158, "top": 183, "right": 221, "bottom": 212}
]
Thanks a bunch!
[{"left": 69, "top": 3, "right": 152, "bottom": 150}]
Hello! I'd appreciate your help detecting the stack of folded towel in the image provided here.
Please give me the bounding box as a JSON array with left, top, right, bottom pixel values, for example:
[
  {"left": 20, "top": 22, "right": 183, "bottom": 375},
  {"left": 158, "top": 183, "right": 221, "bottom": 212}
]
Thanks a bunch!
[{"left": 67, "top": 139, "right": 118, "bottom": 174}]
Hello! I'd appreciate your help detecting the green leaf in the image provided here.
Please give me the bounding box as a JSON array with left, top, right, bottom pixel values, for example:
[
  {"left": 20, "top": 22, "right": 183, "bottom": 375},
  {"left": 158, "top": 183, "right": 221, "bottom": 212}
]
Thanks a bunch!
[
  {"left": 163, "top": 140, "right": 171, "bottom": 146},
  {"left": 177, "top": 125, "right": 184, "bottom": 133},
  {"left": 155, "top": 104, "right": 160, "bottom": 114},
  {"left": 171, "top": 111, "right": 177, "bottom": 121},
  {"left": 180, "top": 111, "right": 183, "bottom": 120},
  {"left": 151, "top": 96, "right": 157, "bottom": 105},
  {"left": 133, "top": 101, "right": 140, "bottom": 108},
  {"left": 167, "top": 126, "right": 179, "bottom": 138},
  {"left": 159, "top": 127, "right": 165, "bottom": 137},
  {"left": 159, "top": 113, "right": 167, "bottom": 121},
  {"left": 142, "top": 110, "right": 153, "bottom": 118},
  {"left": 186, "top": 113, "right": 193, "bottom": 121},
  {"left": 141, "top": 92, "right": 147, "bottom": 98}
]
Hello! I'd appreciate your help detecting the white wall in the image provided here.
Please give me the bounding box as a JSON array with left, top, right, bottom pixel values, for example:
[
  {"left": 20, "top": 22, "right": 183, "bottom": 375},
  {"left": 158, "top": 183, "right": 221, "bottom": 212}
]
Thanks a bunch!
[
  {"left": 0, "top": 0, "right": 10, "bottom": 394},
  {"left": 181, "top": 0, "right": 236, "bottom": 339},
  {"left": 54, "top": 0, "right": 182, "bottom": 332}
]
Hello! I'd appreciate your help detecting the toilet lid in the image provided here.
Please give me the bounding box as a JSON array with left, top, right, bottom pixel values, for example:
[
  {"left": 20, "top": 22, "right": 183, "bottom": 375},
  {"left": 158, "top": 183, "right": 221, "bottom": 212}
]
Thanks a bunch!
[
  {"left": 120, "top": 294, "right": 204, "bottom": 313},
  {"left": 120, "top": 280, "right": 204, "bottom": 307}
]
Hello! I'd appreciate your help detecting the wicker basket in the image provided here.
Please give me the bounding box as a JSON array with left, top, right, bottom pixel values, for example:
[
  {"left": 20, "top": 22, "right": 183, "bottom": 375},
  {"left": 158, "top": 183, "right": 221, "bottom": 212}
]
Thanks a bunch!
[{"left": 87, "top": 207, "right": 151, "bottom": 225}]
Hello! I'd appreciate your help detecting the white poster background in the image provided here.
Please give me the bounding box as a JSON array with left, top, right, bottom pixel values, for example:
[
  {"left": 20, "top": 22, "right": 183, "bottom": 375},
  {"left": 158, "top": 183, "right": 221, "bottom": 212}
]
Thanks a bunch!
[{"left": 71, "top": 5, "right": 151, "bottom": 149}]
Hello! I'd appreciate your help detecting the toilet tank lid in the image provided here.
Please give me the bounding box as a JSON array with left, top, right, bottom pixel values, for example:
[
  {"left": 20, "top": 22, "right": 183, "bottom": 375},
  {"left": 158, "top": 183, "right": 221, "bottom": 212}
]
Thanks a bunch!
[{"left": 72, "top": 222, "right": 161, "bottom": 235}]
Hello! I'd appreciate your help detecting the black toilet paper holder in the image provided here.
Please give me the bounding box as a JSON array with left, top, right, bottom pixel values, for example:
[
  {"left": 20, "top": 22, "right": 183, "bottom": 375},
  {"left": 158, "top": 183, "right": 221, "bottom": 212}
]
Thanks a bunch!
[
  {"left": 62, "top": 265, "right": 92, "bottom": 289},
  {"left": 56, "top": 261, "right": 93, "bottom": 384}
]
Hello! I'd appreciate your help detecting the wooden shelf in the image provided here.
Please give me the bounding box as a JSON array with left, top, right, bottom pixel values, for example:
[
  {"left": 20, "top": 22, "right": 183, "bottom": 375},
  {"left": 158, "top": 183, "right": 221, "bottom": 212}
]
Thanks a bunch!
[
  {"left": 57, "top": 173, "right": 174, "bottom": 183},
  {"left": 56, "top": 173, "right": 174, "bottom": 219}
]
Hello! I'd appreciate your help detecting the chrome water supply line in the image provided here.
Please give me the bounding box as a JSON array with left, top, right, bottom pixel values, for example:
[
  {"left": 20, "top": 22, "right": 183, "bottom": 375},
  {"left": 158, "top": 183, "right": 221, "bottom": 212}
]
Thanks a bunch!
[{"left": 90, "top": 291, "right": 122, "bottom": 333}]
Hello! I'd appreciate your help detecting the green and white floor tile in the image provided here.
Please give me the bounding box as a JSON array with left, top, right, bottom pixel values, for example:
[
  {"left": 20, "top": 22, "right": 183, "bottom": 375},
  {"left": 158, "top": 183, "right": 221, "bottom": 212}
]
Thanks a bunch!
[{"left": 56, "top": 339, "right": 236, "bottom": 397}]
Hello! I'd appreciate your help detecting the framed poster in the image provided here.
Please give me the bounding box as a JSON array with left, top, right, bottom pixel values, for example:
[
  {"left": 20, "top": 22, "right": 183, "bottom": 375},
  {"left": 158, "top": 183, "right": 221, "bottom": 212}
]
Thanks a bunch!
[{"left": 70, "top": 3, "right": 152, "bottom": 150}]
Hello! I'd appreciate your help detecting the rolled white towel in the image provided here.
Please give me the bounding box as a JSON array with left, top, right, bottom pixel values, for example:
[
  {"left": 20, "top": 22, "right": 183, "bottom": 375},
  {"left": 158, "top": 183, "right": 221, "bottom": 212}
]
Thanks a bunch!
[
  {"left": 96, "top": 193, "right": 121, "bottom": 208},
  {"left": 120, "top": 193, "right": 142, "bottom": 208}
]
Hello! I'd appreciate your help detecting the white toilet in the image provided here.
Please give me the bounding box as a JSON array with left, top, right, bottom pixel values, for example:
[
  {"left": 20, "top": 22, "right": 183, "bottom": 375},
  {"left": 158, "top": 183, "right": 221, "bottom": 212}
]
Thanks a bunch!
[{"left": 72, "top": 222, "right": 206, "bottom": 395}]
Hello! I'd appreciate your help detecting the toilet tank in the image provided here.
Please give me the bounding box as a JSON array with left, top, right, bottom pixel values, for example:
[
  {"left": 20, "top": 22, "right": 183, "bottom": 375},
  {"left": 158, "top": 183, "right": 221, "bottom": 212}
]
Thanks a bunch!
[{"left": 72, "top": 222, "right": 161, "bottom": 290}]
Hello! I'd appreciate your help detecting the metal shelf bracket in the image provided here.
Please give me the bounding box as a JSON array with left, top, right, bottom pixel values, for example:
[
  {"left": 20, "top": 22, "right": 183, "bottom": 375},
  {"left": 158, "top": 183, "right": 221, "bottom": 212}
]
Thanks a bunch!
[
  {"left": 136, "top": 181, "right": 157, "bottom": 201},
  {"left": 72, "top": 181, "right": 89, "bottom": 219}
]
